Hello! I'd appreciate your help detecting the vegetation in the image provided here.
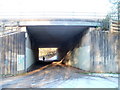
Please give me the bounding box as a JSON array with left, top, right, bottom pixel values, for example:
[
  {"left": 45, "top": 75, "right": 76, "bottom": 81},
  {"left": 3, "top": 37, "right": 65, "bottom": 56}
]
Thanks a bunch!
[
  {"left": 102, "top": 15, "right": 111, "bottom": 30},
  {"left": 102, "top": 0, "right": 119, "bottom": 31},
  {"left": 109, "top": 0, "right": 119, "bottom": 21}
]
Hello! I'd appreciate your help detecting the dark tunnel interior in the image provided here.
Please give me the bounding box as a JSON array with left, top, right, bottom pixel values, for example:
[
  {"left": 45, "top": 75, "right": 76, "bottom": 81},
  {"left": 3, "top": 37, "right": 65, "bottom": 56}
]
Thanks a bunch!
[{"left": 26, "top": 25, "right": 89, "bottom": 71}]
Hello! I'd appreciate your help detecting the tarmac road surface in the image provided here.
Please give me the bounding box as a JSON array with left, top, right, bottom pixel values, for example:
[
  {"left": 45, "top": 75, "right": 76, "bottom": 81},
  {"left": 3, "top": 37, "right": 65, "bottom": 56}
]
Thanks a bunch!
[{"left": 0, "top": 62, "right": 118, "bottom": 88}]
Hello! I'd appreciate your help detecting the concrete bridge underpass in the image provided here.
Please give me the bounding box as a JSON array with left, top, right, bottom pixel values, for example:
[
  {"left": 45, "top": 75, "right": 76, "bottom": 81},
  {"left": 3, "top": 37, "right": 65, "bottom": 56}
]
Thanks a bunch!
[
  {"left": 24, "top": 19, "right": 100, "bottom": 72},
  {"left": 1, "top": 19, "right": 119, "bottom": 76},
  {"left": 26, "top": 25, "right": 89, "bottom": 69}
]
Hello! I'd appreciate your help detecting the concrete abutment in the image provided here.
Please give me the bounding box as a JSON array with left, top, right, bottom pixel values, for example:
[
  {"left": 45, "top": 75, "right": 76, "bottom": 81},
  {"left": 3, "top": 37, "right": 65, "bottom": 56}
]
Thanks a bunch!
[
  {"left": 1, "top": 27, "right": 120, "bottom": 77},
  {"left": 62, "top": 28, "right": 120, "bottom": 73}
]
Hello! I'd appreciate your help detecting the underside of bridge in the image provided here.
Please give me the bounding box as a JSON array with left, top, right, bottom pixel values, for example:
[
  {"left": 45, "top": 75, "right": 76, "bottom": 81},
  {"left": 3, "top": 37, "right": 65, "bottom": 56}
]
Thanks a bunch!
[
  {"left": 25, "top": 25, "right": 89, "bottom": 71},
  {"left": 27, "top": 26, "right": 88, "bottom": 47}
]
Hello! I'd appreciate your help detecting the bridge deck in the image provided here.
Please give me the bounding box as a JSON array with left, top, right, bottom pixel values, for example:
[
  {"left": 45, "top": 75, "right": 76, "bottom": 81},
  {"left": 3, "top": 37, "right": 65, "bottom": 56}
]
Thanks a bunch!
[{"left": 1, "top": 18, "right": 101, "bottom": 27}]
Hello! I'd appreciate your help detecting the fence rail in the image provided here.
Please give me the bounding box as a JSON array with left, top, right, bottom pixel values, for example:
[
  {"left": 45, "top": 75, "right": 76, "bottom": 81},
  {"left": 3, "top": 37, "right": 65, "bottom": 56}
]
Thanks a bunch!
[{"left": 110, "top": 20, "right": 120, "bottom": 31}]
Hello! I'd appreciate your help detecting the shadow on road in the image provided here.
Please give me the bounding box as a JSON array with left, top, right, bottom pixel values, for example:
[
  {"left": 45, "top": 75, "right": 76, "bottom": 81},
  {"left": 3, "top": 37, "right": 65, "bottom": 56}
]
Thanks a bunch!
[
  {"left": 1, "top": 61, "right": 118, "bottom": 88},
  {"left": 28, "top": 60, "right": 60, "bottom": 72}
]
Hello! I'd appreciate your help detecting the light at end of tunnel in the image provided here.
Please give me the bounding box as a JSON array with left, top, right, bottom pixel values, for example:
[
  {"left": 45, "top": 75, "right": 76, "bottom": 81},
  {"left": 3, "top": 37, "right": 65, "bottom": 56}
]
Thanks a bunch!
[{"left": 38, "top": 48, "right": 58, "bottom": 61}]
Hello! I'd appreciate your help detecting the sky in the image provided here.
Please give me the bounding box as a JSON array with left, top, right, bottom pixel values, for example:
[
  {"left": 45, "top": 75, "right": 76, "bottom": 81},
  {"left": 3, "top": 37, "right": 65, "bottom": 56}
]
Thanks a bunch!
[{"left": 0, "top": 0, "right": 111, "bottom": 19}]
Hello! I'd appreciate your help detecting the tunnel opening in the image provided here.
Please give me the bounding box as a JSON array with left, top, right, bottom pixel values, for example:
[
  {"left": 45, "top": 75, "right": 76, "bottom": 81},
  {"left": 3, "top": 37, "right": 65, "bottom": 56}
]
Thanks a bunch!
[
  {"left": 38, "top": 48, "right": 58, "bottom": 62},
  {"left": 26, "top": 25, "right": 89, "bottom": 71}
]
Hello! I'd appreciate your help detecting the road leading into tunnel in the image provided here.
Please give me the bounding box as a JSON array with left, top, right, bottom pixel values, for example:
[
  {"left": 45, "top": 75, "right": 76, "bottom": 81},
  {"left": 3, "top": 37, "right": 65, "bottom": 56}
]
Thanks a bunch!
[{"left": 1, "top": 62, "right": 118, "bottom": 88}]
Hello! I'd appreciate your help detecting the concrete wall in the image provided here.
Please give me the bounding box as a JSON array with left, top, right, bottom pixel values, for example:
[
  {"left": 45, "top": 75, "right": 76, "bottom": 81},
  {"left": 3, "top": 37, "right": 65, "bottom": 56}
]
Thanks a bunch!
[
  {"left": 25, "top": 32, "right": 38, "bottom": 71},
  {"left": 90, "top": 30, "right": 120, "bottom": 73},
  {"left": 58, "top": 29, "right": 87, "bottom": 61},
  {"left": 1, "top": 26, "right": 38, "bottom": 76},
  {"left": 1, "top": 31, "right": 26, "bottom": 75},
  {"left": 63, "top": 28, "right": 120, "bottom": 73},
  {"left": 62, "top": 30, "right": 91, "bottom": 71}
]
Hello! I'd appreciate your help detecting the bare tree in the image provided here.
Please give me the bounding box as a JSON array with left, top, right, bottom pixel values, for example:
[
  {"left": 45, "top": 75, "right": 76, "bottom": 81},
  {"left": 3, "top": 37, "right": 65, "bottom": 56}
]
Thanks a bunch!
[
  {"left": 109, "top": 0, "right": 119, "bottom": 20},
  {"left": 109, "top": 0, "right": 120, "bottom": 31}
]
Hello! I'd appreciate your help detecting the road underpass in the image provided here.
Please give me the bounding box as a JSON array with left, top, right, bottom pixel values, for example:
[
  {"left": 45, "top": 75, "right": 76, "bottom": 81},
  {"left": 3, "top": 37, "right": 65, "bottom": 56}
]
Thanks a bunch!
[
  {"left": 1, "top": 19, "right": 119, "bottom": 89},
  {"left": 25, "top": 25, "right": 89, "bottom": 71},
  {"left": 1, "top": 19, "right": 119, "bottom": 75}
]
